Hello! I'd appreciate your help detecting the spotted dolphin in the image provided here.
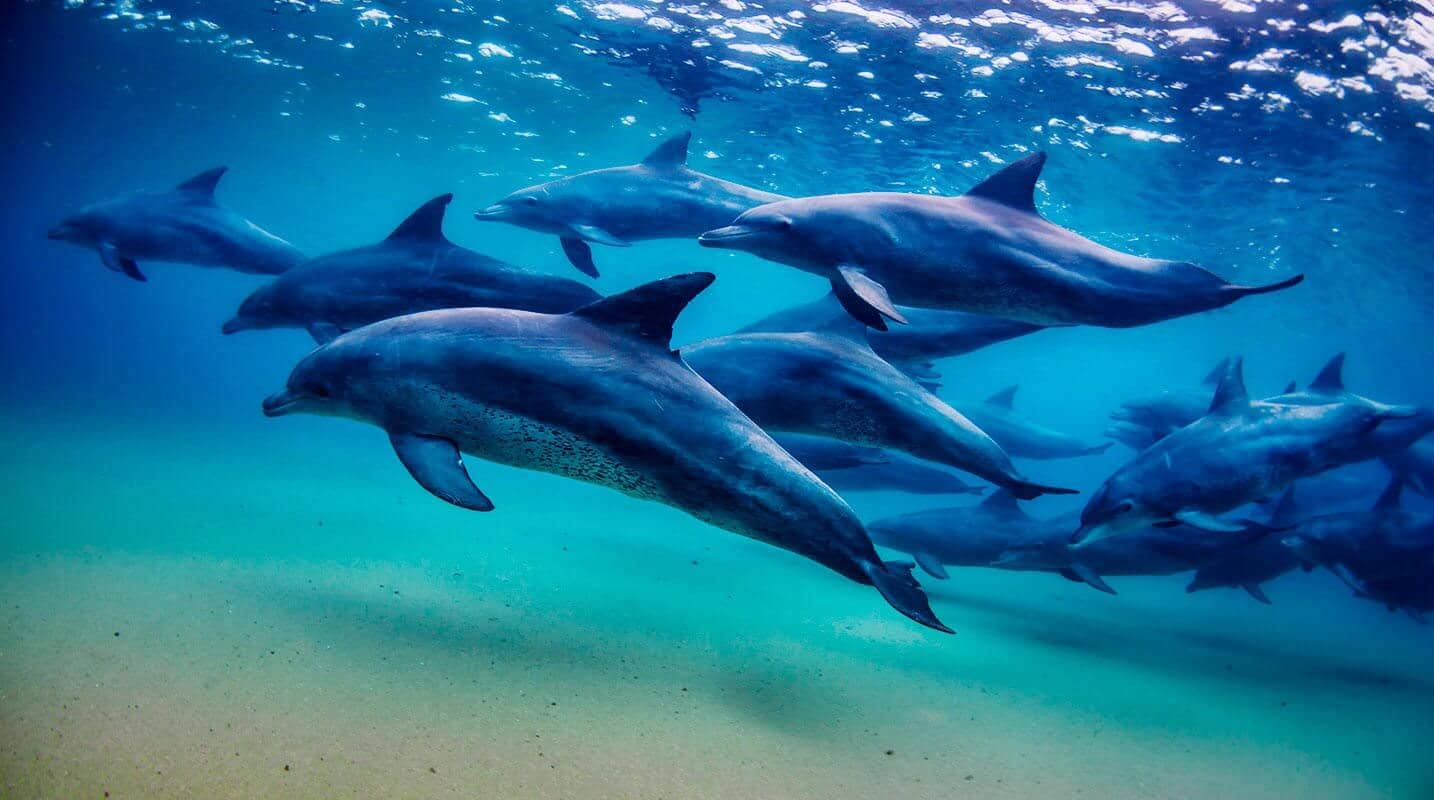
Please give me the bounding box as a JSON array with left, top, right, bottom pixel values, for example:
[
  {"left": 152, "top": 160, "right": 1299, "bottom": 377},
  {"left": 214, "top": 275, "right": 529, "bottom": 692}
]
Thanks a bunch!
[
  {"left": 261, "top": 273, "right": 951, "bottom": 633},
  {"left": 474, "top": 132, "right": 784, "bottom": 278},
  {"left": 222, "top": 194, "right": 601, "bottom": 343},
  {"left": 1265, "top": 353, "right": 1434, "bottom": 461},
  {"left": 773, "top": 434, "right": 986, "bottom": 497},
  {"left": 681, "top": 326, "right": 1075, "bottom": 499},
  {"left": 47, "top": 167, "right": 304, "bottom": 282},
  {"left": 1076, "top": 359, "right": 1419, "bottom": 545},
  {"left": 959, "top": 386, "right": 1112, "bottom": 460},
  {"left": 867, "top": 491, "right": 1059, "bottom": 580},
  {"left": 698, "top": 153, "right": 1302, "bottom": 329}
]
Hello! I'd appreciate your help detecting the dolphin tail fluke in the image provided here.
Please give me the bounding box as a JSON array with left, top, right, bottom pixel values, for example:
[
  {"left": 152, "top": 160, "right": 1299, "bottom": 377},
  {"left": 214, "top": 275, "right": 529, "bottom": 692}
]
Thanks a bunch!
[
  {"left": 862, "top": 560, "right": 954, "bottom": 634},
  {"left": 1228, "top": 273, "right": 1304, "bottom": 298},
  {"left": 1006, "top": 479, "right": 1078, "bottom": 500}
]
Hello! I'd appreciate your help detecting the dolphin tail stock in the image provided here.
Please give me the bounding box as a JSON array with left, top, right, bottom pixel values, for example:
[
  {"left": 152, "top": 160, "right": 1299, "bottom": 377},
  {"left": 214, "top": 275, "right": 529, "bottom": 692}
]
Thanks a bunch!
[
  {"left": 860, "top": 559, "right": 954, "bottom": 634},
  {"left": 1005, "top": 478, "right": 1079, "bottom": 500},
  {"left": 1225, "top": 273, "right": 1304, "bottom": 298}
]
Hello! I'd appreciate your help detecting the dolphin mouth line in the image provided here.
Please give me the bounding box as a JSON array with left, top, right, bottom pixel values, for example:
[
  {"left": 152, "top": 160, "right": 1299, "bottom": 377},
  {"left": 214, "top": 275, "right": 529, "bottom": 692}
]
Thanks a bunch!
[
  {"left": 697, "top": 226, "right": 756, "bottom": 247},
  {"left": 473, "top": 205, "right": 508, "bottom": 220},
  {"left": 262, "top": 390, "right": 302, "bottom": 417}
]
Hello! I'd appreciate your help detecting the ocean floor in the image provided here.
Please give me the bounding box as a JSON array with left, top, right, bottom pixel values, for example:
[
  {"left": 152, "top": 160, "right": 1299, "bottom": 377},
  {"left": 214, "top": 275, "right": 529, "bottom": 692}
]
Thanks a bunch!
[{"left": 3, "top": 417, "right": 1434, "bottom": 799}]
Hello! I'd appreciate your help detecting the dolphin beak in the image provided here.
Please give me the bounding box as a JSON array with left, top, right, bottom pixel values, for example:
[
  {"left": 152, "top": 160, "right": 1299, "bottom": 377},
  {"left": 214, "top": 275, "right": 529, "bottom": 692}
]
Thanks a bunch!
[
  {"left": 473, "top": 204, "right": 508, "bottom": 221},
  {"left": 221, "top": 317, "right": 246, "bottom": 335},
  {"left": 262, "top": 389, "right": 302, "bottom": 417},
  {"left": 697, "top": 225, "right": 756, "bottom": 248},
  {"left": 46, "top": 226, "right": 67, "bottom": 241}
]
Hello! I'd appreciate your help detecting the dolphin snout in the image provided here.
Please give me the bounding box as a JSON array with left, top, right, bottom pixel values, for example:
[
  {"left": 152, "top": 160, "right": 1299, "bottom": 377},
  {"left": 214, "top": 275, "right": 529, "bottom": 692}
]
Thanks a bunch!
[
  {"left": 46, "top": 225, "right": 69, "bottom": 241},
  {"left": 473, "top": 204, "right": 509, "bottom": 221},
  {"left": 262, "top": 389, "right": 302, "bottom": 417},
  {"left": 697, "top": 225, "right": 755, "bottom": 248},
  {"left": 221, "top": 316, "right": 247, "bottom": 335}
]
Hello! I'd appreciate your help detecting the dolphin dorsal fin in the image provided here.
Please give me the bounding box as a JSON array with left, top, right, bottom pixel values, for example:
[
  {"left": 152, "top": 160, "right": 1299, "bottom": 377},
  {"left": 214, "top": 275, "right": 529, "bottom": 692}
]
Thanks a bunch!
[
  {"left": 980, "top": 489, "right": 1023, "bottom": 514},
  {"left": 176, "top": 166, "right": 228, "bottom": 201},
  {"left": 1269, "top": 486, "right": 1300, "bottom": 527},
  {"left": 986, "top": 385, "right": 1018, "bottom": 409},
  {"left": 641, "top": 132, "right": 691, "bottom": 168},
  {"left": 1308, "top": 353, "right": 1346, "bottom": 395},
  {"left": 1282, "top": 381, "right": 1297, "bottom": 394},
  {"left": 1207, "top": 357, "right": 1250, "bottom": 416},
  {"left": 1201, "top": 357, "right": 1231, "bottom": 387},
  {"left": 576, "top": 272, "right": 715, "bottom": 348},
  {"left": 1373, "top": 477, "right": 1404, "bottom": 511},
  {"left": 964, "top": 152, "right": 1045, "bottom": 213},
  {"left": 387, "top": 194, "right": 453, "bottom": 242}
]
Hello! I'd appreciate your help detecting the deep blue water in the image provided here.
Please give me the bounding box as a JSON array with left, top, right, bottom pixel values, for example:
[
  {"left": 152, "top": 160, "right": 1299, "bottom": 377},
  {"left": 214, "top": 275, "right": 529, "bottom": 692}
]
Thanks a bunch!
[{"left": 2, "top": 2, "right": 1433, "bottom": 797}]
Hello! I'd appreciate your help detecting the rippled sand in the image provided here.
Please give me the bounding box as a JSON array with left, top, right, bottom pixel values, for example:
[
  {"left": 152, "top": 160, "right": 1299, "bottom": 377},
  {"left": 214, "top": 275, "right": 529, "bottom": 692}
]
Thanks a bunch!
[{"left": 3, "top": 421, "right": 1433, "bottom": 799}]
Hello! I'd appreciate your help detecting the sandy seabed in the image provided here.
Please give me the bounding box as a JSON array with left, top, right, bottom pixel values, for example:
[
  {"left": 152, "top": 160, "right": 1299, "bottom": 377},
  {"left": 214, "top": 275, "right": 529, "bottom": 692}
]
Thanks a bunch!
[{"left": 2, "top": 421, "right": 1433, "bottom": 799}]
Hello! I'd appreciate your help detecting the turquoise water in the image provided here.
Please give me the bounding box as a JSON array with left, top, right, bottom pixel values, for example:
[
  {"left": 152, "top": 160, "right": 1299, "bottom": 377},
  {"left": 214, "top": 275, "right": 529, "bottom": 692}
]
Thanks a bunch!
[{"left": 3, "top": 2, "right": 1433, "bottom": 798}]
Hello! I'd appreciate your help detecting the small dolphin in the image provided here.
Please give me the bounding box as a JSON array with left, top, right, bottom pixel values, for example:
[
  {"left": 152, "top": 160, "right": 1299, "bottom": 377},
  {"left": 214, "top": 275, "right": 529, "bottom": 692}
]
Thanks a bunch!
[
  {"left": 1186, "top": 488, "right": 1307, "bottom": 604},
  {"left": 771, "top": 435, "right": 985, "bottom": 497},
  {"left": 682, "top": 327, "right": 1075, "bottom": 499},
  {"left": 223, "top": 194, "right": 601, "bottom": 342},
  {"left": 1265, "top": 353, "right": 1434, "bottom": 461},
  {"left": 739, "top": 291, "right": 1046, "bottom": 379},
  {"left": 48, "top": 167, "right": 304, "bottom": 282},
  {"left": 1108, "top": 357, "right": 1228, "bottom": 439},
  {"left": 1075, "top": 358, "right": 1418, "bottom": 545},
  {"left": 261, "top": 273, "right": 951, "bottom": 633},
  {"left": 698, "top": 153, "right": 1302, "bottom": 329},
  {"left": 867, "top": 491, "right": 1056, "bottom": 580},
  {"left": 474, "top": 132, "right": 784, "bottom": 277},
  {"left": 959, "top": 386, "right": 1112, "bottom": 460}
]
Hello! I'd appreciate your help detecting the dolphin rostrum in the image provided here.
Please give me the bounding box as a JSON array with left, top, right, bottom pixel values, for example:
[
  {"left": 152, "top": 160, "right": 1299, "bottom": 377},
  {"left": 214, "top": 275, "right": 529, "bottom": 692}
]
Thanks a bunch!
[
  {"left": 261, "top": 273, "right": 951, "bottom": 633},
  {"left": 48, "top": 166, "right": 304, "bottom": 282}
]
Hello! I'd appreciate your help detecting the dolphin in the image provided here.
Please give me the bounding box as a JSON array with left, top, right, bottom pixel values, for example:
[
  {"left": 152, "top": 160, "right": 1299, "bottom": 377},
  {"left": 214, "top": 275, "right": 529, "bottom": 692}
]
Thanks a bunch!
[
  {"left": 222, "top": 194, "right": 601, "bottom": 342},
  {"left": 47, "top": 167, "right": 304, "bottom": 282},
  {"left": 867, "top": 491, "right": 1057, "bottom": 580},
  {"left": 1104, "top": 421, "right": 1165, "bottom": 452},
  {"left": 1264, "top": 353, "right": 1434, "bottom": 461},
  {"left": 697, "top": 152, "right": 1302, "bottom": 329},
  {"left": 260, "top": 273, "right": 951, "bottom": 633},
  {"left": 959, "top": 385, "right": 1112, "bottom": 460},
  {"left": 771, "top": 434, "right": 986, "bottom": 497},
  {"left": 1186, "top": 488, "right": 1307, "bottom": 604},
  {"left": 739, "top": 291, "right": 1046, "bottom": 380},
  {"left": 1075, "top": 358, "right": 1419, "bottom": 545},
  {"left": 681, "top": 327, "right": 1076, "bottom": 499},
  {"left": 1384, "top": 435, "right": 1434, "bottom": 497},
  {"left": 1108, "top": 357, "right": 1228, "bottom": 440},
  {"left": 474, "top": 132, "right": 785, "bottom": 278}
]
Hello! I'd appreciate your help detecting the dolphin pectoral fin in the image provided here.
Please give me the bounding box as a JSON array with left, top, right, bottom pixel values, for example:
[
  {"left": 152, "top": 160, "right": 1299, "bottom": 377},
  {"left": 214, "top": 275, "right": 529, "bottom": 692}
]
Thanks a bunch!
[
  {"left": 99, "top": 243, "right": 146, "bottom": 282},
  {"left": 1173, "top": 510, "right": 1246, "bottom": 533},
  {"left": 861, "top": 560, "right": 954, "bottom": 634},
  {"left": 831, "top": 266, "right": 906, "bottom": 330},
  {"left": 912, "top": 552, "right": 950, "bottom": 580},
  {"left": 389, "top": 432, "right": 494, "bottom": 512},
  {"left": 1062, "top": 564, "right": 1117, "bottom": 595},
  {"left": 570, "top": 224, "right": 630, "bottom": 248},
  {"left": 1243, "top": 583, "right": 1272, "bottom": 605},
  {"left": 306, "top": 323, "right": 345, "bottom": 345},
  {"left": 560, "top": 237, "right": 600, "bottom": 278}
]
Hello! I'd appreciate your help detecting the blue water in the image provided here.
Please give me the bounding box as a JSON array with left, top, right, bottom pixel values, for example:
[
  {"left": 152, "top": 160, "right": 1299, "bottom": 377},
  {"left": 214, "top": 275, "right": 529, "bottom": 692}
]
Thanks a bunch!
[{"left": 3, "top": 2, "right": 1433, "bottom": 798}]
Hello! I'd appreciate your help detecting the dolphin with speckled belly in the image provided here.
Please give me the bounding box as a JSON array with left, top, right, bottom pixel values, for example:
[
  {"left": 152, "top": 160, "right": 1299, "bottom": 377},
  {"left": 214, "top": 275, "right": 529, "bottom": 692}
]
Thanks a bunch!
[
  {"left": 223, "top": 194, "right": 600, "bottom": 343},
  {"left": 682, "top": 326, "right": 1075, "bottom": 499},
  {"left": 261, "top": 273, "right": 951, "bottom": 633},
  {"left": 47, "top": 167, "right": 304, "bottom": 282},
  {"left": 474, "top": 132, "right": 784, "bottom": 277},
  {"left": 698, "top": 153, "right": 1301, "bottom": 329}
]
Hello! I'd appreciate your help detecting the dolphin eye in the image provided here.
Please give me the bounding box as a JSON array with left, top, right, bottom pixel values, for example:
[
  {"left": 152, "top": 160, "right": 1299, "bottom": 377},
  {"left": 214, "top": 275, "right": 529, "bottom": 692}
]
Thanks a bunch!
[
  {"left": 1115, "top": 501, "right": 1134, "bottom": 514},
  {"left": 523, "top": 196, "right": 539, "bottom": 206},
  {"left": 311, "top": 384, "right": 332, "bottom": 399}
]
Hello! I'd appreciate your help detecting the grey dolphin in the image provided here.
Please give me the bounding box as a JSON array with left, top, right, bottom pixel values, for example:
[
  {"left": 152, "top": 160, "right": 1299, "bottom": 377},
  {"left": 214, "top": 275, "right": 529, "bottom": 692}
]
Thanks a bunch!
[
  {"left": 739, "top": 291, "right": 1047, "bottom": 379},
  {"left": 261, "top": 273, "right": 951, "bottom": 633},
  {"left": 1264, "top": 353, "right": 1434, "bottom": 461},
  {"left": 698, "top": 153, "right": 1302, "bottom": 329},
  {"left": 474, "top": 132, "right": 784, "bottom": 277},
  {"left": 681, "top": 327, "right": 1076, "bottom": 499},
  {"left": 771, "top": 434, "right": 986, "bottom": 497},
  {"left": 1186, "top": 488, "right": 1307, "bottom": 604},
  {"left": 47, "top": 167, "right": 304, "bottom": 282},
  {"left": 1076, "top": 358, "right": 1419, "bottom": 545},
  {"left": 959, "top": 386, "right": 1112, "bottom": 460},
  {"left": 222, "top": 194, "right": 601, "bottom": 342},
  {"left": 1108, "top": 357, "right": 1228, "bottom": 443},
  {"left": 866, "top": 491, "right": 1057, "bottom": 580}
]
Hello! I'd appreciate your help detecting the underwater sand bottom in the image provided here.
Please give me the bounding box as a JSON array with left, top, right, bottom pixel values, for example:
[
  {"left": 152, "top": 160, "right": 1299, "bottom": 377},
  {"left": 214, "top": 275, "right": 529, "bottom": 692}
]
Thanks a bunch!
[{"left": 2, "top": 550, "right": 1432, "bottom": 800}]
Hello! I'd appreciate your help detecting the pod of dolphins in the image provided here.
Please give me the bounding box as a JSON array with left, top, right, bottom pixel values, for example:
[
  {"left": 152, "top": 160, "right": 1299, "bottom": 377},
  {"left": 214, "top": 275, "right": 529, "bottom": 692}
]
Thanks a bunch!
[{"left": 47, "top": 132, "right": 1434, "bottom": 632}]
